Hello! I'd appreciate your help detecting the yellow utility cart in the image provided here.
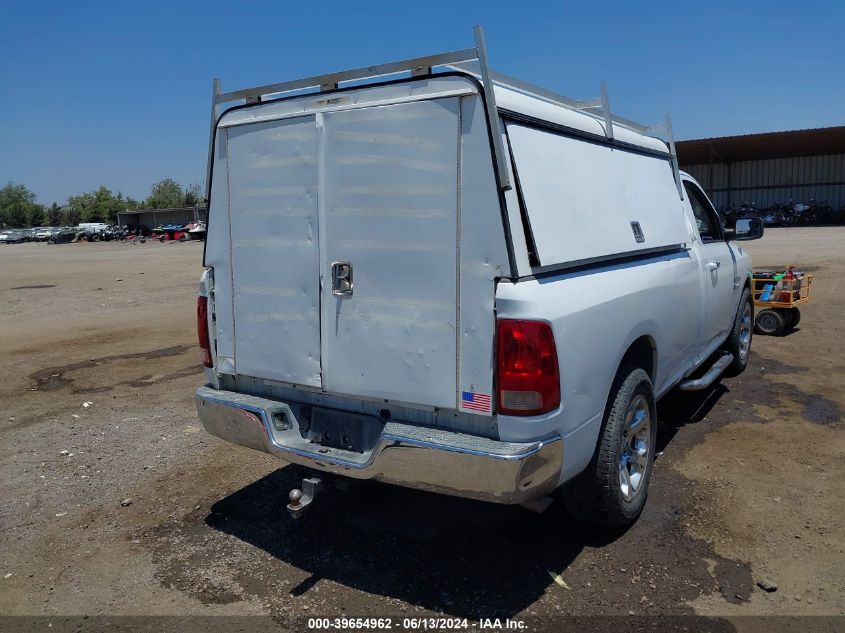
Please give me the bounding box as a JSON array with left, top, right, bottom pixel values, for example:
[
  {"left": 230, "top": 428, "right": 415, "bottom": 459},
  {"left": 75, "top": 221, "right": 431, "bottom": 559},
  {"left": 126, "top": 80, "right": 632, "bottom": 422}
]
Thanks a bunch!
[{"left": 751, "top": 268, "right": 812, "bottom": 335}]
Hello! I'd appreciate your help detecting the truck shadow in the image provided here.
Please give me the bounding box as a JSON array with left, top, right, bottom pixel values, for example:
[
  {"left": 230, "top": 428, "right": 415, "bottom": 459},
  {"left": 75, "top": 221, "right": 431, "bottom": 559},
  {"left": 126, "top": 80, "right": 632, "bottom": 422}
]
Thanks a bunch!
[
  {"left": 203, "top": 384, "right": 730, "bottom": 617},
  {"left": 205, "top": 466, "right": 621, "bottom": 618},
  {"left": 771, "top": 326, "right": 802, "bottom": 338},
  {"left": 655, "top": 383, "right": 729, "bottom": 452}
]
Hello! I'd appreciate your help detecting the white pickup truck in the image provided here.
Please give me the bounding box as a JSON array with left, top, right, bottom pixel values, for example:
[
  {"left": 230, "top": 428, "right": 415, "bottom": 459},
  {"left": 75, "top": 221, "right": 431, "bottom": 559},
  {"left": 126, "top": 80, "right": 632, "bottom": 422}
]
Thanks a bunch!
[{"left": 194, "top": 29, "right": 763, "bottom": 526}]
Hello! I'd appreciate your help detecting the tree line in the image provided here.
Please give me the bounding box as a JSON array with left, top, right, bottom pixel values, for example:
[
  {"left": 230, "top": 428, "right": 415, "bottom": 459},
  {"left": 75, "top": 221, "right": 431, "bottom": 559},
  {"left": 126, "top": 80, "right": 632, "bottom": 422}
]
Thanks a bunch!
[{"left": 0, "top": 179, "right": 203, "bottom": 228}]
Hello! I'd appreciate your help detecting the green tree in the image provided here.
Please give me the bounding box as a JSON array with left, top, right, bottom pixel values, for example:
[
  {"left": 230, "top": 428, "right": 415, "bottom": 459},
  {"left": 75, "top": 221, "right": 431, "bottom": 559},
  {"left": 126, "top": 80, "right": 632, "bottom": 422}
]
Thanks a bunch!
[
  {"left": 183, "top": 182, "right": 203, "bottom": 207},
  {"left": 64, "top": 205, "right": 81, "bottom": 226},
  {"left": 47, "top": 203, "right": 62, "bottom": 226},
  {"left": 124, "top": 196, "right": 142, "bottom": 211},
  {"left": 67, "top": 191, "right": 96, "bottom": 222},
  {"left": 147, "top": 178, "right": 185, "bottom": 209},
  {"left": 87, "top": 206, "right": 105, "bottom": 223},
  {"left": 27, "top": 204, "right": 46, "bottom": 227},
  {"left": 65, "top": 186, "right": 124, "bottom": 223},
  {"left": 92, "top": 186, "right": 119, "bottom": 222},
  {"left": 0, "top": 182, "right": 38, "bottom": 227}
]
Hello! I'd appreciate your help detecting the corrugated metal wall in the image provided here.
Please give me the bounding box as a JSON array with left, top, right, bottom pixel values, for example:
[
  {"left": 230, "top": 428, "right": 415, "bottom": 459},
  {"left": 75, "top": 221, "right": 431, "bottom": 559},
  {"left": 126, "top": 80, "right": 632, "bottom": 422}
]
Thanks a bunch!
[{"left": 682, "top": 154, "right": 845, "bottom": 210}]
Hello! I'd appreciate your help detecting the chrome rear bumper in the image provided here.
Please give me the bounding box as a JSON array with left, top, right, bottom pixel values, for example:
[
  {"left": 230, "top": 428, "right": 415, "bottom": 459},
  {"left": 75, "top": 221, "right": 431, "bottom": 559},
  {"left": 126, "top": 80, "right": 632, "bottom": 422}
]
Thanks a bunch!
[{"left": 195, "top": 386, "right": 562, "bottom": 504}]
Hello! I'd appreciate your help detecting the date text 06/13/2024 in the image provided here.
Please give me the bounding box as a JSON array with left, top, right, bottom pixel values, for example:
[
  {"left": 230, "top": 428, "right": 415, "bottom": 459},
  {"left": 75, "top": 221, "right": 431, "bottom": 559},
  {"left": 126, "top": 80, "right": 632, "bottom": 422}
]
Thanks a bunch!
[{"left": 306, "top": 617, "right": 527, "bottom": 630}]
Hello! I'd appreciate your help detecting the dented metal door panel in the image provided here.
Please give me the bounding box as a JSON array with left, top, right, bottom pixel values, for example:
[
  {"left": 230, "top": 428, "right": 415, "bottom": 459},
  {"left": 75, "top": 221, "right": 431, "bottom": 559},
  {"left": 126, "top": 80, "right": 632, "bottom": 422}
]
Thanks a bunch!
[
  {"left": 319, "top": 99, "right": 460, "bottom": 408},
  {"left": 227, "top": 116, "right": 322, "bottom": 387}
]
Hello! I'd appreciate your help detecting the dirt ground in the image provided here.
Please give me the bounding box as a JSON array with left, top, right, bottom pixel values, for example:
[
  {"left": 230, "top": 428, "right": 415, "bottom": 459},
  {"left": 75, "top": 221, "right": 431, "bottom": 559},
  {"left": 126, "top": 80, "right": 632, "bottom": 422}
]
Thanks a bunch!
[{"left": 0, "top": 230, "right": 842, "bottom": 628}]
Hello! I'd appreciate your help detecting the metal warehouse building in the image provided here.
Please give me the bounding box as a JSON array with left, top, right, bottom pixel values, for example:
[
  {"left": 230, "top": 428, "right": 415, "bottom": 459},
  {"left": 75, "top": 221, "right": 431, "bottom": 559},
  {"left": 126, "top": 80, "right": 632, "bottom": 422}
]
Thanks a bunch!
[
  {"left": 116, "top": 206, "right": 207, "bottom": 231},
  {"left": 677, "top": 126, "right": 845, "bottom": 211}
]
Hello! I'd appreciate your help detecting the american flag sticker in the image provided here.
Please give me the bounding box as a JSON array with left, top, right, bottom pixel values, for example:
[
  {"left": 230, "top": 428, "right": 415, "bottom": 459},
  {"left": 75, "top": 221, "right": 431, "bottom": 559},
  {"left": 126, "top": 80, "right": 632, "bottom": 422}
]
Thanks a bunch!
[{"left": 461, "top": 390, "right": 492, "bottom": 414}]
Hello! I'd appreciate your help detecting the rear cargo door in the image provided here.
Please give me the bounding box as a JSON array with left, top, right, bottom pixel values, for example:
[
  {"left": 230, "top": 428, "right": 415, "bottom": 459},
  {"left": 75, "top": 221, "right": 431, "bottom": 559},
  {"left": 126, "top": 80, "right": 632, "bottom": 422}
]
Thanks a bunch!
[
  {"left": 226, "top": 116, "right": 322, "bottom": 387},
  {"left": 319, "top": 99, "right": 459, "bottom": 407}
]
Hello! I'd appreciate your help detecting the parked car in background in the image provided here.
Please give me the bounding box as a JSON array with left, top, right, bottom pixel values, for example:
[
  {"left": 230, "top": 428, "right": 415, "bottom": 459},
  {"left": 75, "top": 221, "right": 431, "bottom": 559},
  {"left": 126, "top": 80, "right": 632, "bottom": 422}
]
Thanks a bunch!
[
  {"left": 47, "top": 227, "right": 78, "bottom": 244},
  {"left": 77, "top": 223, "right": 110, "bottom": 239},
  {"left": 0, "top": 229, "right": 28, "bottom": 244},
  {"left": 33, "top": 227, "right": 54, "bottom": 241},
  {"left": 194, "top": 40, "right": 765, "bottom": 528}
]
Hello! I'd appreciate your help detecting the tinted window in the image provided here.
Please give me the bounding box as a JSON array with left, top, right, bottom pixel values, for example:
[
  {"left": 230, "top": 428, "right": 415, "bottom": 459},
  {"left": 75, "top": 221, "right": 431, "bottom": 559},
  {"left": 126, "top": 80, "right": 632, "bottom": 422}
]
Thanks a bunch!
[{"left": 683, "top": 182, "right": 722, "bottom": 242}]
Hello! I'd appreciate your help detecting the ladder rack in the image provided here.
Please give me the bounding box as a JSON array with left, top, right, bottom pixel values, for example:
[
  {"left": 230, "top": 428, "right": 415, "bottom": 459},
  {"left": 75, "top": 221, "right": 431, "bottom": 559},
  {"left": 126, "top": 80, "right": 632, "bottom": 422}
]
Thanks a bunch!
[{"left": 206, "top": 26, "right": 682, "bottom": 201}]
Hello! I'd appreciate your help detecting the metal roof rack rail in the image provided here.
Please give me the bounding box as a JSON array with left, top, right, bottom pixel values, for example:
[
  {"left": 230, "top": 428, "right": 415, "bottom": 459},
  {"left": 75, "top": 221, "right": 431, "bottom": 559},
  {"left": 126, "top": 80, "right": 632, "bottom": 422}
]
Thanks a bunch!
[
  {"left": 446, "top": 62, "right": 683, "bottom": 198},
  {"left": 646, "top": 114, "right": 684, "bottom": 199},
  {"left": 206, "top": 25, "right": 682, "bottom": 200},
  {"left": 206, "top": 25, "right": 510, "bottom": 199}
]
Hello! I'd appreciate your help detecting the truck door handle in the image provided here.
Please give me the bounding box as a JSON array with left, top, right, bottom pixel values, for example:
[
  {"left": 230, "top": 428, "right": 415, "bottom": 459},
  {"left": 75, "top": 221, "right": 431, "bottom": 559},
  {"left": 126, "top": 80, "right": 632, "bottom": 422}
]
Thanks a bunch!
[
  {"left": 707, "top": 261, "right": 720, "bottom": 271},
  {"left": 331, "top": 261, "right": 353, "bottom": 296}
]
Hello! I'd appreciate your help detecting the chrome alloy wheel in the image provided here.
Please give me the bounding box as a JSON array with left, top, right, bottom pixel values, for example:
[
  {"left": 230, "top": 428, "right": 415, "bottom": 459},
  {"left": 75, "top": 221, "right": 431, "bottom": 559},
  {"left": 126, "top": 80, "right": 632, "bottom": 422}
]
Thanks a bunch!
[
  {"left": 618, "top": 394, "right": 651, "bottom": 502},
  {"left": 738, "top": 302, "right": 753, "bottom": 361}
]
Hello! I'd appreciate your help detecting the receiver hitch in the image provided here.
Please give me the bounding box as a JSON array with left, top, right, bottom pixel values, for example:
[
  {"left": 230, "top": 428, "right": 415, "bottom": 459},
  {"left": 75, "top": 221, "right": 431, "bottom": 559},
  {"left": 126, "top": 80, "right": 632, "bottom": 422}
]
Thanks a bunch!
[{"left": 287, "top": 476, "right": 322, "bottom": 519}]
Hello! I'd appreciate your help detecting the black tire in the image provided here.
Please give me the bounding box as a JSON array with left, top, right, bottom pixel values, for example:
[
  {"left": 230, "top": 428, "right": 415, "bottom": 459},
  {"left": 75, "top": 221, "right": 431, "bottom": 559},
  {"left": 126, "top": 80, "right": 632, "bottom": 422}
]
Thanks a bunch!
[
  {"left": 91, "top": 233, "right": 100, "bottom": 242},
  {"left": 560, "top": 366, "right": 656, "bottom": 528},
  {"left": 785, "top": 308, "right": 801, "bottom": 329},
  {"left": 755, "top": 309, "right": 785, "bottom": 336},
  {"left": 723, "top": 287, "right": 753, "bottom": 375}
]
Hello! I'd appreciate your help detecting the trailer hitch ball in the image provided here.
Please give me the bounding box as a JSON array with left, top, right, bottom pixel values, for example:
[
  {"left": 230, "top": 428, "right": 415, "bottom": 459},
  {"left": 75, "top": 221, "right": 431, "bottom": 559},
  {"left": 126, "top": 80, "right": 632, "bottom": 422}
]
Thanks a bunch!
[
  {"left": 286, "top": 477, "right": 322, "bottom": 519},
  {"left": 288, "top": 488, "right": 303, "bottom": 507}
]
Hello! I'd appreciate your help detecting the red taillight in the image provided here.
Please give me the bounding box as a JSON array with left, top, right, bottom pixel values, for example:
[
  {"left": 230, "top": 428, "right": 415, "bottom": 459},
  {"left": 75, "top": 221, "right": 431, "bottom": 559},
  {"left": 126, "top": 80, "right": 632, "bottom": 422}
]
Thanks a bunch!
[
  {"left": 197, "top": 296, "right": 213, "bottom": 368},
  {"left": 496, "top": 319, "right": 560, "bottom": 416}
]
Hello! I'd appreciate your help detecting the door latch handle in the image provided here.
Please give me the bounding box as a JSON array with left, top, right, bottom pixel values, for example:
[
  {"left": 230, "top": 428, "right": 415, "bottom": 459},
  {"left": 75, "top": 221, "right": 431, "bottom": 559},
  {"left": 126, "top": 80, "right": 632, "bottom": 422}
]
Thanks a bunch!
[
  {"left": 707, "top": 261, "right": 720, "bottom": 271},
  {"left": 331, "top": 261, "right": 353, "bottom": 296}
]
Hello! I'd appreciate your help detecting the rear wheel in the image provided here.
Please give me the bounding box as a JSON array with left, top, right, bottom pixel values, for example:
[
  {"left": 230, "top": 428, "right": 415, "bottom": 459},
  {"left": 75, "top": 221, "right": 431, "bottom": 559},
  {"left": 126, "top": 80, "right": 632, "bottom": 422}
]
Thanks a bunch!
[
  {"left": 784, "top": 307, "right": 801, "bottom": 329},
  {"left": 561, "top": 366, "right": 656, "bottom": 528},
  {"left": 755, "top": 309, "right": 785, "bottom": 336}
]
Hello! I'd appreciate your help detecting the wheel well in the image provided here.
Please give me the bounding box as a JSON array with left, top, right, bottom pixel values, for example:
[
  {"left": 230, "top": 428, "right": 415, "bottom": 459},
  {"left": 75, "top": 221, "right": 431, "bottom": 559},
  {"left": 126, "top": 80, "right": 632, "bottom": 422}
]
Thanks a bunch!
[{"left": 620, "top": 336, "right": 656, "bottom": 382}]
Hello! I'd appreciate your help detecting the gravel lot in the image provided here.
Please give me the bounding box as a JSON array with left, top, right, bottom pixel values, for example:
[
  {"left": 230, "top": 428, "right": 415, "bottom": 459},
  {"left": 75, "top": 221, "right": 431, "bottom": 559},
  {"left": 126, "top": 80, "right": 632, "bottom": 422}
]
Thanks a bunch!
[{"left": 0, "top": 230, "right": 842, "bottom": 626}]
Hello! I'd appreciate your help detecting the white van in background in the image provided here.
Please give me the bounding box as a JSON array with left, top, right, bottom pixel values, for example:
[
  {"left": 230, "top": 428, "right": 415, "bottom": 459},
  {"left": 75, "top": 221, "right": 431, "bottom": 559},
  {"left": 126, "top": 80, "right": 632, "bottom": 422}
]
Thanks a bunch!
[
  {"left": 193, "top": 28, "right": 763, "bottom": 526},
  {"left": 77, "top": 222, "right": 110, "bottom": 237}
]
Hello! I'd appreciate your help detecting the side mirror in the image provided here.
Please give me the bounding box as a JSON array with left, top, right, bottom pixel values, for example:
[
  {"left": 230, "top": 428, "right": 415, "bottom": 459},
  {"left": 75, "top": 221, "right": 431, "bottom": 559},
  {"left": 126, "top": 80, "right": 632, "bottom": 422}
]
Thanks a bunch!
[{"left": 726, "top": 217, "right": 764, "bottom": 241}]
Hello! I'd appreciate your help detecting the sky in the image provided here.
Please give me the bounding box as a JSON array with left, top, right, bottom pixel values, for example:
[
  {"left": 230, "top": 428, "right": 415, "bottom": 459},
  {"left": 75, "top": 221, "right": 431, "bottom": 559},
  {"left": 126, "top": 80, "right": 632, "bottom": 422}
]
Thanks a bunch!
[{"left": 1, "top": 0, "right": 842, "bottom": 205}]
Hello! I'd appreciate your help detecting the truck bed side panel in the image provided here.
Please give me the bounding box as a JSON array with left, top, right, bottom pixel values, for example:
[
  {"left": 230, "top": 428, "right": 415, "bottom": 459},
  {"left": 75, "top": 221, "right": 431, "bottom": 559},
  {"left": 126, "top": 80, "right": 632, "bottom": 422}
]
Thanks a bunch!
[{"left": 495, "top": 250, "right": 699, "bottom": 457}]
